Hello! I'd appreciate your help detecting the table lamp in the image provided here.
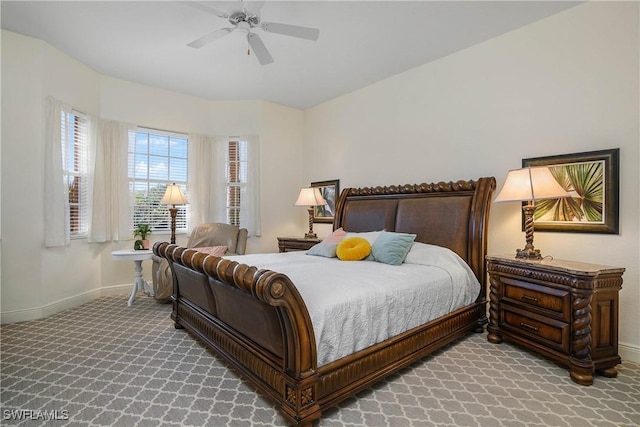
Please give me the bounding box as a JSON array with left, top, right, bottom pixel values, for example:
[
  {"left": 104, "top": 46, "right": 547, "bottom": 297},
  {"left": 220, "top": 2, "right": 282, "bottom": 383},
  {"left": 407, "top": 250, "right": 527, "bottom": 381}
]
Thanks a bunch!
[
  {"left": 494, "top": 166, "right": 570, "bottom": 259},
  {"left": 161, "top": 183, "right": 189, "bottom": 244},
  {"left": 295, "top": 187, "right": 326, "bottom": 239}
]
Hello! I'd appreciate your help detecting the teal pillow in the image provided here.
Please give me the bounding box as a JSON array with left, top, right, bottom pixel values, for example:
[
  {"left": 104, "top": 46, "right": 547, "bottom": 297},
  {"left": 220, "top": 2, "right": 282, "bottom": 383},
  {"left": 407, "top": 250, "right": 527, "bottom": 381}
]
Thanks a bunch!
[
  {"left": 306, "top": 242, "right": 338, "bottom": 258},
  {"left": 371, "top": 231, "right": 417, "bottom": 265}
]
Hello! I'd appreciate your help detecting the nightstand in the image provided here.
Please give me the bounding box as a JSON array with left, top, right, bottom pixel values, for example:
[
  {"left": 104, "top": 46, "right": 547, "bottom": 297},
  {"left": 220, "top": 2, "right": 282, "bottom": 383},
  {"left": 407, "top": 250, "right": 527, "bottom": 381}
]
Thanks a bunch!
[
  {"left": 277, "top": 236, "right": 321, "bottom": 252},
  {"left": 486, "top": 255, "right": 624, "bottom": 386}
]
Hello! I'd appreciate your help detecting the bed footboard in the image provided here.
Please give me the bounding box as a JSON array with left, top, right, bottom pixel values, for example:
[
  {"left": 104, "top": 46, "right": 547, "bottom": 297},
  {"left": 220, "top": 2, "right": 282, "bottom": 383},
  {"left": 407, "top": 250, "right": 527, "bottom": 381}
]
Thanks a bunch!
[{"left": 153, "top": 242, "right": 321, "bottom": 426}]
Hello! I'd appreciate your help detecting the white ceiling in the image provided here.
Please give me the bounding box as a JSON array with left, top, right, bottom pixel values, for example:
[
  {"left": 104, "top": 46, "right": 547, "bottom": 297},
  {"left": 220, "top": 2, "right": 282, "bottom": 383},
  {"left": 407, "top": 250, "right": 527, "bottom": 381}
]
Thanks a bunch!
[{"left": 1, "top": 1, "right": 580, "bottom": 110}]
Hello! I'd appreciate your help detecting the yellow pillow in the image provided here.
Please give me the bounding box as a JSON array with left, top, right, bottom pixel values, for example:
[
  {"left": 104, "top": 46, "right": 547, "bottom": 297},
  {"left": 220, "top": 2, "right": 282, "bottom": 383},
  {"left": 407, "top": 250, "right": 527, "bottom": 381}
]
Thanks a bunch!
[{"left": 336, "top": 237, "right": 371, "bottom": 261}]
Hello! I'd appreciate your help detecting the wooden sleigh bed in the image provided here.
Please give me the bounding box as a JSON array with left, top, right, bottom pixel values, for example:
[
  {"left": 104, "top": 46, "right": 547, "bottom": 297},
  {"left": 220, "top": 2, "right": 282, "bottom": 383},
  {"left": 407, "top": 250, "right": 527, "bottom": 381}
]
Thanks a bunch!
[{"left": 153, "top": 176, "right": 495, "bottom": 426}]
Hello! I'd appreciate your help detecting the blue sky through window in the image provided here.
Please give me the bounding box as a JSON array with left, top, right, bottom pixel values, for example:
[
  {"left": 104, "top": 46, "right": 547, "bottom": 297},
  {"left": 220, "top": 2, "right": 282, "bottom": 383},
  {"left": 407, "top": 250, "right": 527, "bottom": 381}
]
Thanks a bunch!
[{"left": 129, "top": 129, "right": 188, "bottom": 230}]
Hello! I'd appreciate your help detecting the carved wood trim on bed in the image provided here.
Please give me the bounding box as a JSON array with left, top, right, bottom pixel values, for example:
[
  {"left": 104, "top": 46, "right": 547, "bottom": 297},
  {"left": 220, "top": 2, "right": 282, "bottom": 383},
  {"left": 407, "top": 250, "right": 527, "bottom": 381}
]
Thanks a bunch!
[{"left": 154, "top": 176, "right": 495, "bottom": 426}]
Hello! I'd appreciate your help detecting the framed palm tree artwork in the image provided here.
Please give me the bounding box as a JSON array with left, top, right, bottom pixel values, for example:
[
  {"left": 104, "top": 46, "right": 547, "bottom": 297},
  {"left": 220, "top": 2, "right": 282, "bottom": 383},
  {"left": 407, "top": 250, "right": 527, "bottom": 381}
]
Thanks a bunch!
[
  {"left": 311, "top": 179, "right": 339, "bottom": 224},
  {"left": 522, "top": 148, "right": 619, "bottom": 234}
]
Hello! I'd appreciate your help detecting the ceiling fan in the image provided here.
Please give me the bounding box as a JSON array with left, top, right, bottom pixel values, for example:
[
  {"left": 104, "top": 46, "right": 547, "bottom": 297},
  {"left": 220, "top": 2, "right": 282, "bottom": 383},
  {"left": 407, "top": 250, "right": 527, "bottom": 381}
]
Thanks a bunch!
[{"left": 185, "top": 1, "right": 320, "bottom": 65}]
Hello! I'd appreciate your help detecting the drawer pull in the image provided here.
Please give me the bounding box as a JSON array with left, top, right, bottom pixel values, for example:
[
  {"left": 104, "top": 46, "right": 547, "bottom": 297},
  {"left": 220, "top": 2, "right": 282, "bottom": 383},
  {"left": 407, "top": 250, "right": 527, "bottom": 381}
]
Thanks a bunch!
[
  {"left": 520, "top": 322, "right": 539, "bottom": 333},
  {"left": 521, "top": 295, "right": 539, "bottom": 303}
]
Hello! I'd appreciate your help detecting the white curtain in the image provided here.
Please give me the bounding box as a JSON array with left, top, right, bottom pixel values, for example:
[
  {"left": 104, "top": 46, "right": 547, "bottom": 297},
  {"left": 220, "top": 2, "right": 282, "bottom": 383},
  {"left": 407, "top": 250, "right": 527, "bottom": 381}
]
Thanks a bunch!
[
  {"left": 187, "top": 133, "right": 218, "bottom": 231},
  {"left": 212, "top": 136, "right": 230, "bottom": 223},
  {"left": 89, "top": 120, "right": 135, "bottom": 242},
  {"left": 44, "top": 98, "right": 261, "bottom": 244},
  {"left": 44, "top": 97, "right": 71, "bottom": 247},
  {"left": 241, "top": 135, "right": 261, "bottom": 237}
]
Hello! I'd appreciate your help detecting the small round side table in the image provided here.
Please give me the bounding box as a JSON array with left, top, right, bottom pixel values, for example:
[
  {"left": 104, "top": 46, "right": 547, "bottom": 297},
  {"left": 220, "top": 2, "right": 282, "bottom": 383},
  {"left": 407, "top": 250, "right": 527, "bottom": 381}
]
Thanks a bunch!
[{"left": 111, "top": 249, "right": 154, "bottom": 306}]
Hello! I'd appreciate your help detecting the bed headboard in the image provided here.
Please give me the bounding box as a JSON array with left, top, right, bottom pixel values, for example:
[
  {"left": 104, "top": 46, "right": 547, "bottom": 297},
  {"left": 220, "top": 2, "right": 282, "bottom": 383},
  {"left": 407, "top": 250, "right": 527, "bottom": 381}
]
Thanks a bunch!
[{"left": 333, "top": 177, "right": 496, "bottom": 288}]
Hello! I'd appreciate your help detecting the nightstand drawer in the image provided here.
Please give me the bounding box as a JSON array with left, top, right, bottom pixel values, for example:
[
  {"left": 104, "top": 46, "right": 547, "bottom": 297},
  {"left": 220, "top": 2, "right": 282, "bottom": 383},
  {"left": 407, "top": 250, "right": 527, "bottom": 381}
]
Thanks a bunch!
[
  {"left": 503, "top": 307, "right": 570, "bottom": 353},
  {"left": 503, "top": 278, "right": 570, "bottom": 320},
  {"left": 277, "top": 237, "right": 321, "bottom": 252}
]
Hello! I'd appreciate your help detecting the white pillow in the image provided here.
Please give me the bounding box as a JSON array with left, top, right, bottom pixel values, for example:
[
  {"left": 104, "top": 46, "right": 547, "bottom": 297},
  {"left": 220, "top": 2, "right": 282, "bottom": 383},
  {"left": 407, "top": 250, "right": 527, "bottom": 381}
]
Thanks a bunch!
[
  {"left": 404, "top": 242, "right": 454, "bottom": 266},
  {"left": 345, "top": 231, "right": 383, "bottom": 246},
  {"left": 404, "top": 242, "right": 479, "bottom": 286}
]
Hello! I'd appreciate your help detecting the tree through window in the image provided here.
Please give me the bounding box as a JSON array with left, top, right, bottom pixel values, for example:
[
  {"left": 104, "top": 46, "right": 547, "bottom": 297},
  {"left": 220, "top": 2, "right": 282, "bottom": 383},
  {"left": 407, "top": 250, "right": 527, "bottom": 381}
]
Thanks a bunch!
[{"left": 128, "top": 129, "right": 188, "bottom": 234}]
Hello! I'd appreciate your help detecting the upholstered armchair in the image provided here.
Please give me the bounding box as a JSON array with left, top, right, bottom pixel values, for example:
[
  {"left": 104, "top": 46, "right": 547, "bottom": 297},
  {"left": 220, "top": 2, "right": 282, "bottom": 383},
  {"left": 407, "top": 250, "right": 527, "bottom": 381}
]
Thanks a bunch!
[{"left": 151, "top": 222, "right": 248, "bottom": 302}]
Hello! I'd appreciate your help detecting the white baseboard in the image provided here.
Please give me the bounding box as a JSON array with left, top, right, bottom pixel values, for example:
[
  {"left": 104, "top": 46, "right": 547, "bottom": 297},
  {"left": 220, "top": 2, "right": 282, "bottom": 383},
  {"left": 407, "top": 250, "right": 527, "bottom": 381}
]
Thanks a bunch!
[
  {"left": 619, "top": 341, "right": 640, "bottom": 364},
  {"left": 1, "top": 284, "right": 131, "bottom": 324}
]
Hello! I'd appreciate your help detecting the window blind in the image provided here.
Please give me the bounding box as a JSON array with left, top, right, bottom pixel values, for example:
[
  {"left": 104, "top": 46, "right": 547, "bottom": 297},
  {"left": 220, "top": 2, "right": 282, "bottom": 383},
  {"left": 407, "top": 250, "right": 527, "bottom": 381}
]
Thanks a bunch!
[
  {"left": 225, "top": 140, "right": 248, "bottom": 226},
  {"left": 62, "top": 111, "right": 89, "bottom": 237},
  {"left": 128, "top": 128, "right": 189, "bottom": 233}
]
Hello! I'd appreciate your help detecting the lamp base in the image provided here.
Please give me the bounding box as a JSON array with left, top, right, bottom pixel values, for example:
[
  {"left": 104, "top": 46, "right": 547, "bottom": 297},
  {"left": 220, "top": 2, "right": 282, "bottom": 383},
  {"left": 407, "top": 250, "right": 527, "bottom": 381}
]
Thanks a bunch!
[
  {"left": 516, "top": 247, "right": 542, "bottom": 260},
  {"left": 516, "top": 203, "right": 542, "bottom": 259},
  {"left": 304, "top": 207, "right": 317, "bottom": 240},
  {"left": 169, "top": 206, "right": 178, "bottom": 245}
]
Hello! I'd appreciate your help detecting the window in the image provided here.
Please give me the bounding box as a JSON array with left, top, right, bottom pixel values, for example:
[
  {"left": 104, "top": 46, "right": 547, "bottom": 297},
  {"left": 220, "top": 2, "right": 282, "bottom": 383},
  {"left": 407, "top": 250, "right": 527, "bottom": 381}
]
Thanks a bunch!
[
  {"left": 128, "top": 129, "right": 188, "bottom": 233},
  {"left": 225, "top": 139, "right": 247, "bottom": 226},
  {"left": 62, "top": 111, "right": 89, "bottom": 238}
]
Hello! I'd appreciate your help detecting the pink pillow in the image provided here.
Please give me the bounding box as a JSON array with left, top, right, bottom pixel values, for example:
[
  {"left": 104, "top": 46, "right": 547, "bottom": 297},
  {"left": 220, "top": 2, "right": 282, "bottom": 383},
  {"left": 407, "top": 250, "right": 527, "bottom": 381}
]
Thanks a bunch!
[
  {"left": 194, "top": 246, "right": 227, "bottom": 257},
  {"left": 323, "top": 227, "right": 347, "bottom": 243}
]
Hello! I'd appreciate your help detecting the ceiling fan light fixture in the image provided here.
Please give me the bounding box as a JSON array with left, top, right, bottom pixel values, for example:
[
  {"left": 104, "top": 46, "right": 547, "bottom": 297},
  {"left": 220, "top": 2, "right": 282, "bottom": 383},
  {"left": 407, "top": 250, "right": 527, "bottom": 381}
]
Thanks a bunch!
[{"left": 237, "top": 21, "right": 251, "bottom": 34}]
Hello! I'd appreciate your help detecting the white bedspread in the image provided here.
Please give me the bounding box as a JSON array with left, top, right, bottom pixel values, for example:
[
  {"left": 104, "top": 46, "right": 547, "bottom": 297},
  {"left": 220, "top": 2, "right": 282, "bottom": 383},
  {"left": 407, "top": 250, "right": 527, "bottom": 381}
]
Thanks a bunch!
[{"left": 225, "top": 243, "right": 480, "bottom": 366}]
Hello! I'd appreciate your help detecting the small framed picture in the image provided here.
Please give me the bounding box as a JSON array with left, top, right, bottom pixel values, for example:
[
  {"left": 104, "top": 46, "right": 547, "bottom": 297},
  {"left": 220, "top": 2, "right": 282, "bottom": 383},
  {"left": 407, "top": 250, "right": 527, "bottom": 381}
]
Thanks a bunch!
[
  {"left": 522, "top": 148, "right": 619, "bottom": 234},
  {"left": 311, "top": 180, "right": 340, "bottom": 223}
]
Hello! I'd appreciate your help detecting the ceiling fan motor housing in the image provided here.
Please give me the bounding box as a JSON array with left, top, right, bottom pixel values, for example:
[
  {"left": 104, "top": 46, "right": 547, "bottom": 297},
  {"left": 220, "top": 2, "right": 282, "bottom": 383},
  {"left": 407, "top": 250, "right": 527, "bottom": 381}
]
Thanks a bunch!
[{"left": 229, "top": 11, "right": 259, "bottom": 27}]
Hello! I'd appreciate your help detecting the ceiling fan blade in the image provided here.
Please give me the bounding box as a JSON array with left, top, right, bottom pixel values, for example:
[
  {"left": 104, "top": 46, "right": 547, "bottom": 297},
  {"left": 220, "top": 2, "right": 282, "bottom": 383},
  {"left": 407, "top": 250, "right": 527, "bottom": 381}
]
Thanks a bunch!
[
  {"left": 247, "top": 33, "right": 273, "bottom": 65},
  {"left": 242, "top": 1, "right": 266, "bottom": 15},
  {"left": 187, "top": 28, "right": 233, "bottom": 48},
  {"left": 261, "top": 22, "right": 319, "bottom": 41},
  {"left": 182, "top": 1, "right": 229, "bottom": 19}
]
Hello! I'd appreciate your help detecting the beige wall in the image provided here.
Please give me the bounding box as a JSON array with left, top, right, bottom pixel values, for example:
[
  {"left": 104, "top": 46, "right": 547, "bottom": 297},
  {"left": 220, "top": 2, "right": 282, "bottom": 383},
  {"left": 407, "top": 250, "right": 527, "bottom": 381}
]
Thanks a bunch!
[{"left": 304, "top": 2, "right": 639, "bottom": 362}]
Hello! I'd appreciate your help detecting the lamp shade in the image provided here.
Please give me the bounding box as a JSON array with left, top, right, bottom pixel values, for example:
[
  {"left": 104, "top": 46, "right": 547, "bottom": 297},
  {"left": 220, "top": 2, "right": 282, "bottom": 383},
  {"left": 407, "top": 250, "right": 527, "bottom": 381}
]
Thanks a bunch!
[
  {"left": 295, "top": 187, "right": 326, "bottom": 206},
  {"left": 494, "top": 167, "right": 569, "bottom": 203},
  {"left": 161, "top": 183, "right": 189, "bottom": 205}
]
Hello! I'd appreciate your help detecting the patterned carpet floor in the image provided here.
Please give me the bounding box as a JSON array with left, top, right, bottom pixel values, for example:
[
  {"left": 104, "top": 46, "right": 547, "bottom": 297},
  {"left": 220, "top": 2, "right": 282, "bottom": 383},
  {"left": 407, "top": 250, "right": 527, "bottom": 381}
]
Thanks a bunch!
[{"left": 1, "top": 294, "right": 639, "bottom": 426}]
